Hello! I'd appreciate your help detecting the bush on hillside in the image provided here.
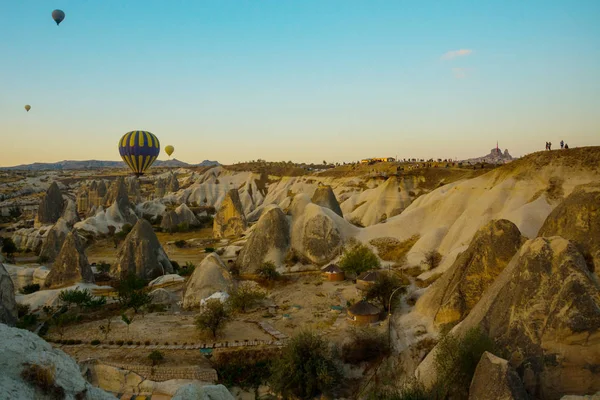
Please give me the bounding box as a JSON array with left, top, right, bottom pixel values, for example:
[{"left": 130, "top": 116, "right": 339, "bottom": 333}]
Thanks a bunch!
[
  {"left": 20, "top": 283, "right": 40, "bottom": 295},
  {"left": 422, "top": 249, "right": 442, "bottom": 271},
  {"left": 270, "top": 331, "right": 342, "bottom": 399},
  {"left": 342, "top": 327, "right": 390, "bottom": 364},
  {"left": 257, "top": 262, "right": 280, "bottom": 281},
  {"left": 196, "top": 299, "right": 230, "bottom": 339},
  {"left": 366, "top": 273, "right": 406, "bottom": 311},
  {"left": 214, "top": 348, "right": 279, "bottom": 389},
  {"left": 227, "top": 282, "right": 266, "bottom": 313},
  {"left": 339, "top": 243, "right": 380, "bottom": 278}
]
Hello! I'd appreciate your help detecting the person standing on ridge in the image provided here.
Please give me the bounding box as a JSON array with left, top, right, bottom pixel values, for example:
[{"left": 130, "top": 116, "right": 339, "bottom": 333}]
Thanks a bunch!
[
  {"left": 545, "top": 142, "right": 548, "bottom": 151},
  {"left": 560, "top": 140, "right": 564, "bottom": 149},
  {"left": 549, "top": 141, "right": 552, "bottom": 150}
]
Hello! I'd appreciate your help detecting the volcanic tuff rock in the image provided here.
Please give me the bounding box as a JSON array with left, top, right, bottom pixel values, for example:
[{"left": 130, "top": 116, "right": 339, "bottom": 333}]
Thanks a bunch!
[
  {"left": 417, "top": 237, "right": 600, "bottom": 399},
  {"left": 167, "top": 173, "right": 179, "bottom": 193},
  {"left": 110, "top": 219, "right": 173, "bottom": 280},
  {"left": 290, "top": 194, "right": 353, "bottom": 265},
  {"left": 35, "top": 182, "right": 64, "bottom": 227},
  {"left": 0, "top": 263, "right": 18, "bottom": 326},
  {"left": 311, "top": 185, "right": 343, "bottom": 217},
  {"left": 44, "top": 232, "right": 94, "bottom": 288},
  {"left": 39, "top": 218, "right": 71, "bottom": 262},
  {"left": 11, "top": 226, "right": 48, "bottom": 253},
  {"left": 172, "top": 384, "right": 235, "bottom": 400},
  {"left": 213, "top": 189, "right": 247, "bottom": 238},
  {"left": 61, "top": 198, "right": 80, "bottom": 226},
  {"left": 183, "top": 253, "right": 232, "bottom": 309},
  {"left": 160, "top": 203, "right": 200, "bottom": 232},
  {"left": 416, "top": 219, "right": 525, "bottom": 326},
  {"left": 0, "top": 324, "right": 116, "bottom": 399},
  {"left": 538, "top": 184, "right": 600, "bottom": 275},
  {"left": 236, "top": 205, "right": 291, "bottom": 272},
  {"left": 125, "top": 176, "right": 142, "bottom": 203},
  {"left": 468, "top": 352, "right": 528, "bottom": 400},
  {"left": 154, "top": 177, "right": 167, "bottom": 198}
]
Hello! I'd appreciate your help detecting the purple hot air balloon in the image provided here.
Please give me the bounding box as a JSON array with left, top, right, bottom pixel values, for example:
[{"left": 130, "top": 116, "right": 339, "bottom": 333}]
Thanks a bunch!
[{"left": 52, "top": 9, "right": 65, "bottom": 26}]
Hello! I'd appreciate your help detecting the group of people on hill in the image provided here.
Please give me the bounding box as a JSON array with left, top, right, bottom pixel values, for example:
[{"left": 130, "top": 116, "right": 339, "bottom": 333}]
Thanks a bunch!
[{"left": 546, "top": 140, "right": 569, "bottom": 151}]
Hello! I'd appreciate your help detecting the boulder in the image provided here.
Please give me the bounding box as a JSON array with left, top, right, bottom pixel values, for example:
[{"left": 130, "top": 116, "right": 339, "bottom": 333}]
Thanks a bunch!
[
  {"left": 0, "top": 324, "right": 116, "bottom": 399},
  {"left": 11, "top": 226, "right": 49, "bottom": 254},
  {"left": 417, "top": 237, "right": 600, "bottom": 399},
  {"left": 172, "top": 384, "right": 234, "bottom": 400},
  {"left": 468, "top": 352, "right": 528, "bottom": 400},
  {"left": 311, "top": 185, "right": 343, "bottom": 217},
  {"left": 236, "top": 205, "right": 290, "bottom": 273},
  {"left": 213, "top": 189, "right": 247, "bottom": 239},
  {"left": 149, "top": 288, "right": 176, "bottom": 305},
  {"left": 39, "top": 218, "right": 71, "bottom": 262},
  {"left": 416, "top": 219, "right": 524, "bottom": 326},
  {"left": 538, "top": 184, "right": 600, "bottom": 275},
  {"left": 35, "top": 182, "right": 64, "bottom": 227},
  {"left": 0, "top": 263, "right": 18, "bottom": 326},
  {"left": 167, "top": 173, "right": 180, "bottom": 193},
  {"left": 110, "top": 219, "right": 173, "bottom": 280},
  {"left": 44, "top": 232, "right": 94, "bottom": 289},
  {"left": 160, "top": 204, "right": 200, "bottom": 232},
  {"left": 290, "top": 194, "right": 350, "bottom": 265},
  {"left": 182, "top": 253, "right": 232, "bottom": 309}
]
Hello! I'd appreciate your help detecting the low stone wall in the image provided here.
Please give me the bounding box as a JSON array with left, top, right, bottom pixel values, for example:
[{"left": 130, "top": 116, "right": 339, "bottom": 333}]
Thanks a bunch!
[{"left": 106, "top": 362, "right": 217, "bottom": 382}]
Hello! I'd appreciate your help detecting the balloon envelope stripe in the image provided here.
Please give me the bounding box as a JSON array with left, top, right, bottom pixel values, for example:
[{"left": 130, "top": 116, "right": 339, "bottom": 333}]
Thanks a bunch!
[{"left": 118, "top": 130, "right": 160, "bottom": 175}]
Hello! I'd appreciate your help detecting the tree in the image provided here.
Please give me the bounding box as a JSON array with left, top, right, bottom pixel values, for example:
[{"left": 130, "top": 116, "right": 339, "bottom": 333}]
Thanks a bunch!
[
  {"left": 339, "top": 243, "right": 381, "bottom": 278},
  {"left": 366, "top": 273, "right": 405, "bottom": 311},
  {"left": 227, "top": 282, "right": 266, "bottom": 313},
  {"left": 2, "top": 238, "right": 17, "bottom": 258},
  {"left": 98, "top": 317, "right": 113, "bottom": 340},
  {"left": 342, "top": 327, "right": 390, "bottom": 364},
  {"left": 422, "top": 249, "right": 442, "bottom": 270},
  {"left": 270, "top": 331, "right": 342, "bottom": 399},
  {"left": 148, "top": 350, "right": 165, "bottom": 366},
  {"left": 195, "top": 299, "right": 229, "bottom": 339},
  {"left": 115, "top": 273, "right": 151, "bottom": 313},
  {"left": 121, "top": 312, "right": 135, "bottom": 337}
]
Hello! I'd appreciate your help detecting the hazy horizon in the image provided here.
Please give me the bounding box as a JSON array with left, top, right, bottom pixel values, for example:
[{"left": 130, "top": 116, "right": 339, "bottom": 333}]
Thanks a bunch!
[{"left": 2, "top": 1, "right": 599, "bottom": 167}]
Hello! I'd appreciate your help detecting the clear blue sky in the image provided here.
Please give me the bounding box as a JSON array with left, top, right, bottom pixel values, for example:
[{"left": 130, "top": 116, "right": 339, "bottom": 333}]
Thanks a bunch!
[{"left": 1, "top": 1, "right": 599, "bottom": 166}]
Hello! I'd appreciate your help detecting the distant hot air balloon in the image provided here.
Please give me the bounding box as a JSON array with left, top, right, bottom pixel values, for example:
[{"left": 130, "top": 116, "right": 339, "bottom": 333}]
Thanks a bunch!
[
  {"left": 118, "top": 131, "right": 160, "bottom": 176},
  {"left": 24, "top": 105, "right": 31, "bottom": 112},
  {"left": 165, "top": 145, "right": 174, "bottom": 157},
  {"left": 52, "top": 9, "right": 65, "bottom": 26}
]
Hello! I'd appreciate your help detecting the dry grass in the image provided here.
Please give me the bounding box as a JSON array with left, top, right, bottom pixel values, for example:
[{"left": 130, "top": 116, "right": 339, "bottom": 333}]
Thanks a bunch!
[
  {"left": 21, "top": 363, "right": 64, "bottom": 399},
  {"left": 369, "top": 235, "right": 420, "bottom": 263}
]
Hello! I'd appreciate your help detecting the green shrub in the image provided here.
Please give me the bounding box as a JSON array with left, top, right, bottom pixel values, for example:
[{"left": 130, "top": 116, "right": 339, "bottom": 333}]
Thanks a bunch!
[
  {"left": 366, "top": 273, "right": 406, "bottom": 311},
  {"left": 433, "top": 327, "right": 497, "bottom": 399},
  {"left": 176, "top": 222, "right": 190, "bottom": 232},
  {"left": 1, "top": 237, "right": 17, "bottom": 257},
  {"left": 96, "top": 261, "right": 111, "bottom": 273},
  {"left": 145, "top": 340, "right": 151, "bottom": 346},
  {"left": 197, "top": 215, "right": 214, "bottom": 228},
  {"left": 227, "top": 282, "right": 266, "bottom": 313},
  {"left": 37, "top": 255, "right": 50, "bottom": 264},
  {"left": 215, "top": 348, "right": 278, "bottom": 389},
  {"left": 116, "top": 340, "right": 124, "bottom": 346},
  {"left": 204, "top": 247, "right": 216, "bottom": 253},
  {"left": 20, "top": 283, "right": 41, "bottom": 295},
  {"left": 339, "top": 243, "right": 381, "bottom": 278},
  {"left": 422, "top": 250, "right": 442, "bottom": 270},
  {"left": 342, "top": 328, "right": 390, "bottom": 364},
  {"left": 179, "top": 261, "right": 195, "bottom": 276},
  {"left": 196, "top": 299, "right": 230, "bottom": 339},
  {"left": 127, "top": 340, "right": 133, "bottom": 345},
  {"left": 366, "top": 380, "right": 430, "bottom": 400},
  {"left": 174, "top": 239, "right": 187, "bottom": 248},
  {"left": 148, "top": 350, "right": 165, "bottom": 366},
  {"left": 91, "top": 339, "right": 101, "bottom": 345},
  {"left": 256, "top": 262, "right": 280, "bottom": 281},
  {"left": 270, "top": 331, "right": 342, "bottom": 399}
]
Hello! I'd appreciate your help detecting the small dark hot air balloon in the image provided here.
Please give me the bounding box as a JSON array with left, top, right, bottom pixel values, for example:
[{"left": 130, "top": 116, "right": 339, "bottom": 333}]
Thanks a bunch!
[
  {"left": 24, "top": 105, "right": 31, "bottom": 112},
  {"left": 118, "top": 131, "right": 160, "bottom": 176},
  {"left": 52, "top": 9, "right": 65, "bottom": 26}
]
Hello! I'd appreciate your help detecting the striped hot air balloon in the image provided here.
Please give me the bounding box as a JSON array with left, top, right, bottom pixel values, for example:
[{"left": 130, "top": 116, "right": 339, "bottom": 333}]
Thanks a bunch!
[{"left": 118, "top": 130, "right": 160, "bottom": 176}]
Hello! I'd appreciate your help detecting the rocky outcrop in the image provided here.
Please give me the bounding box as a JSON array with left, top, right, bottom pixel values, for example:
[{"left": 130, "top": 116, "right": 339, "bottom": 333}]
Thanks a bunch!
[
  {"left": 39, "top": 218, "right": 70, "bottom": 262},
  {"left": 172, "top": 384, "right": 234, "bottom": 400},
  {"left": 93, "top": 180, "right": 107, "bottom": 207},
  {"left": 290, "top": 194, "right": 350, "bottom": 265},
  {"left": 417, "top": 237, "right": 600, "bottom": 399},
  {"left": 0, "top": 263, "right": 18, "bottom": 326},
  {"left": 416, "top": 219, "right": 524, "bottom": 326},
  {"left": 76, "top": 185, "right": 90, "bottom": 214},
  {"left": 311, "top": 185, "right": 343, "bottom": 217},
  {"left": 167, "top": 173, "right": 179, "bottom": 193},
  {"left": 44, "top": 232, "right": 94, "bottom": 288},
  {"left": 154, "top": 178, "right": 167, "bottom": 199},
  {"left": 125, "top": 176, "right": 142, "bottom": 203},
  {"left": 160, "top": 204, "right": 200, "bottom": 232},
  {"left": 0, "top": 324, "right": 116, "bottom": 399},
  {"left": 11, "top": 226, "right": 49, "bottom": 253},
  {"left": 236, "top": 205, "right": 291, "bottom": 272},
  {"left": 213, "top": 189, "right": 247, "bottom": 238},
  {"left": 469, "top": 352, "right": 528, "bottom": 400},
  {"left": 183, "top": 254, "right": 231, "bottom": 309},
  {"left": 110, "top": 219, "right": 173, "bottom": 280},
  {"left": 136, "top": 200, "right": 166, "bottom": 224},
  {"left": 61, "top": 198, "right": 80, "bottom": 226},
  {"left": 35, "top": 182, "right": 64, "bottom": 227},
  {"left": 538, "top": 185, "right": 600, "bottom": 275}
]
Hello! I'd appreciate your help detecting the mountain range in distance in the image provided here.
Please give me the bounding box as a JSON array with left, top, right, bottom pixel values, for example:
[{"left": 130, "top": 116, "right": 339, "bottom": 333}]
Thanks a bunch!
[{"left": 0, "top": 159, "right": 220, "bottom": 171}]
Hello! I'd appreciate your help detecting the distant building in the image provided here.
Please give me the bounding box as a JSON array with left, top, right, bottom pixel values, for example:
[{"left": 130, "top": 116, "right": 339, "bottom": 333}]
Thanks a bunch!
[
  {"left": 347, "top": 300, "right": 381, "bottom": 325},
  {"left": 360, "top": 157, "right": 395, "bottom": 164},
  {"left": 321, "top": 264, "right": 345, "bottom": 282}
]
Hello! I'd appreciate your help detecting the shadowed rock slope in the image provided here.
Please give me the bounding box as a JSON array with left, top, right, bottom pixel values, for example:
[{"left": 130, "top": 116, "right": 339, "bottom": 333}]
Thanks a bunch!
[
  {"left": 110, "top": 219, "right": 173, "bottom": 280},
  {"left": 416, "top": 219, "right": 525, "bottom": 326},
  {"left": 311, "top": 185, "right": 343, "bottom": 217},
  {"left": 538, "top": 183, "right": 600, "bottom": 276},
  {"left": 183, "top": 253, "right": 232, "bottom": 309},
  {"left": 35, "top": 182, "right": 64, "bottom": 227},
  {"left": 0, "top": 263, "right": 17, "bottom": 326},
  {"left": 44, "top": 232, "right": 94, "bottom": 288},
  {"left": 417, "top": 237, "right": 600, "bottom": 399},
  {"left": 468, "top": 352, "right": 528, "bottom": 400}
]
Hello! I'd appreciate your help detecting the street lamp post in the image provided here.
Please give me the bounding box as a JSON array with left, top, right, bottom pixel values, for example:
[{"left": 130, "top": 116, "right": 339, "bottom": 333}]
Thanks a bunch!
[{"left": 388, "top": 286, "right": 405, "bottom": 348}]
